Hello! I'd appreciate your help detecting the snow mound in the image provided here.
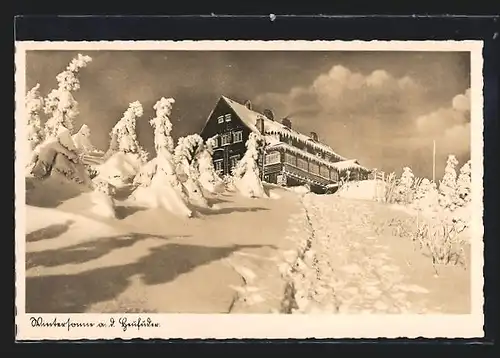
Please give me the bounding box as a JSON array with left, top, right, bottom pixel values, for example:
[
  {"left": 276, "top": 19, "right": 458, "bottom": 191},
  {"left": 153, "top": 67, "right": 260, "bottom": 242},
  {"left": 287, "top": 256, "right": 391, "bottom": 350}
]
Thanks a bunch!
[
  {"left": 269, "top": 191, "right": 281, "bottom": 200},
  {"left": 288, "top": 185, "right": 310, "bottom": 194},
  {"left": 335, "top": 180, "right": 386, "bottom": 201},
  {"left": 26, "top": 172, "right": 92, "bottom": 208},
  {"left": 234, "top": 173, "right": 268, "bottom": 199},
  {"left": 130, "top": 174, "right": 193, "bottom": 218},
  {"left": 96, "top": 152, "right": 143, "bottom": 188}
]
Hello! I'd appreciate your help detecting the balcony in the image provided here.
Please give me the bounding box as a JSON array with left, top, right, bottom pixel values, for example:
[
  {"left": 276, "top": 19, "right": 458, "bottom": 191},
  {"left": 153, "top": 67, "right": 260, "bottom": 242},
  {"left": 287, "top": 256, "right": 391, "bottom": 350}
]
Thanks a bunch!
[{"left": 282, "top": 163, "right": 332, "bottom": 187}]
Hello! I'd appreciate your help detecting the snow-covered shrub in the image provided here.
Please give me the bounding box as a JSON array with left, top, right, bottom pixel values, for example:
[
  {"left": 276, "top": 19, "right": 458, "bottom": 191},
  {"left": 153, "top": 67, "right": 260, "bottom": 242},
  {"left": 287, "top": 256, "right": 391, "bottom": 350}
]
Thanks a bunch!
[
  {"left": 129, "top": 97, "right": 192, "bottom": 217},
  {"left": 90, "top": 178, "right": 116, "bottom": 218},
  {"left": 456, "top": 160, "right": 471, "bottom": 207},
  {"left": 51, "top": 128, "right": 92, "bottom": 186},
  {"left": 198, "top": 136, "right": 225, "bottom": 194},
  {"left": 43, "top": 54, "right": 92, "bottom": 138},
  {"left": 222, "top": 174, "right": 236, "bottom": 192},
  {"left": 412, "top": 178, "right": 440, "bottom": 216},
  {"left": 384, "top": 172, "right": 398, "bottom": 203},
  {"left": 133, "top": 158, "right": 158, "bottom": 187},
  {"left": 438, "top": 154, "right": 459, "bottom": 211},
  {"left": 231, "top": 132, "right": 267, "bottom": 198},
  {"left": 30, "top": 127, "right": 92, "bottom": 187},
  {"left": 412, "top": 219, "right": 468, "bottom": 270}
]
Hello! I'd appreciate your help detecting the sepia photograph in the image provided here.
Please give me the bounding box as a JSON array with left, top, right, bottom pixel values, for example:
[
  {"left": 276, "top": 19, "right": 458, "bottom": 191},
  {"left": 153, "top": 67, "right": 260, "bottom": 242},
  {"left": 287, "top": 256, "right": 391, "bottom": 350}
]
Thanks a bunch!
[{"left": 15, "top": 40, "right": 484, "bottom": 340}]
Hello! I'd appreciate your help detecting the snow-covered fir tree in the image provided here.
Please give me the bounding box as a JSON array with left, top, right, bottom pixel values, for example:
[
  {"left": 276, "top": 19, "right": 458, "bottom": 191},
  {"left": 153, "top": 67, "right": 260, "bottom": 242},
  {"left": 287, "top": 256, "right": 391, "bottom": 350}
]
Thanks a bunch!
[
  {"left": 98, "top": 101, "right": 148, "bottom": 186},
  {"left": 130, "top": 97, "right": 192, "bottom": 217},
  {"left": 412, "top": 178, "right": 440, "bottom": 215},
  {"left": 396, "top": 166, "right": 415, "bottom": 204},
  {"left": 43, "top": 54, "right": 92, "bottom": 138},
  {"left": 439, "top": 154, "right": 459, "bottom": 211},
  {"left": 198, "top": 135, "right": 224, "bottom": 194},
  {"left": 104, "top": 101, "right": 148, "bottom": 162},
  {"left": 25, "top": 83, "right": 45, "bottom": 160},
  {"left": 456, "top": 159, "right": 471, "bottom": 207},
  {"left": 232, "top": 132, "right": 267, "bottom": 198},
  {"left": 174, "top": 133, "right": 209, "bottom": 207}
]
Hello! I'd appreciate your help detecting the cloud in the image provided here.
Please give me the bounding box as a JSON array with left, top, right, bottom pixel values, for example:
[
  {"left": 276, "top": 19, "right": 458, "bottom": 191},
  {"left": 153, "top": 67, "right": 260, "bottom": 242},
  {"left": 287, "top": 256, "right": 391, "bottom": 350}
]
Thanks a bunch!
[
  {"left": 256, "top": 65, "right": 427, "bottom": 119},
  {"left": 415, "top": 88, "right": 471, "bottom": 156},
  {"left": 252, "top": 64, "right": 470, "bottom": 178},
  {"left": 253, "top": 65, "right": 430, "bottom": 171}
]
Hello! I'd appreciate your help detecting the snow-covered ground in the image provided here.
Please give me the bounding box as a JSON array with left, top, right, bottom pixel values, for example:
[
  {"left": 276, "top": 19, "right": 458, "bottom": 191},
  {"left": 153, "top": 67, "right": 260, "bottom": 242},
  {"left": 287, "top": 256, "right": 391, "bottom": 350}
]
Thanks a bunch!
[
  {"left": 277, "top": 192, "right": 470, "bottom": 314},
  {"left": 335, "top": 179, "right": 386, "bottom": 201},
  {"left": 23, "top": 176, "right": 470, "bottom": 314}
]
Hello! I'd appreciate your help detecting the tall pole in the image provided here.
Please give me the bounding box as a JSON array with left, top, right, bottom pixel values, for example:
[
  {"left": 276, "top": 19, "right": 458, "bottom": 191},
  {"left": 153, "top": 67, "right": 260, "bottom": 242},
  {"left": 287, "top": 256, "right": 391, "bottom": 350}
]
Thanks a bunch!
[{"left": 432, "top": 139, "right": 436, "bottom": 183}]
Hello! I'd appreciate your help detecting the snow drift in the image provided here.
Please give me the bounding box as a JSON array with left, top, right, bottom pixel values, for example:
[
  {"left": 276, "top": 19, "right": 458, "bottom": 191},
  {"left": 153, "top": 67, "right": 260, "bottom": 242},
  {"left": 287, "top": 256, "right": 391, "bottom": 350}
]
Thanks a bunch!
[
  {"left": 96, "top": 151, "right": 143, "bottom": 188},
  {"left": 26, "top": 171, "right": 92, "bottom": 208},
  {"left": 335, "top": 179, "right": 385, "bottom": 201}
]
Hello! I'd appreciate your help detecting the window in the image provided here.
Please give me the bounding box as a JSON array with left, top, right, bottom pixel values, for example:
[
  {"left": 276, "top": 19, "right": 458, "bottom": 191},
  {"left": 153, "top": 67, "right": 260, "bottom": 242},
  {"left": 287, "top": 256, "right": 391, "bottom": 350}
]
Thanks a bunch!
[
  {"left": 229, "top": 155, "right": 240, "bottom": 169},
  {"left": 310, "top": 163, "right": 319, "bottom": 175},
  {"left": 221, "top": 133, "right": 232, "bottom": 146},
  {"left": 297, "top": 158, "right": 308, "bottom": 171},
  {"left": 212, "top": 137, "right": 219, "bottom": 148},
  {"left": 320, "top": 165, "right": 329, "bottom": 178},
  {"left": 284, "top": 153, "right": 296, "bottom": 166},
  {"left": 214, "top": 160, "right": 223, "bottom": 175},
  {"left": 330, "top": 169, "right": 339, "bottom": 181},
  {"left": 225, "top": 114, "right": 232, "bottom": 122},
  {"left": 217, "top": 116, "right": 224, "bottom": 124},
  {"left": 233, "top": 130, "right": 243, "bottom": 143},
  {"left": 265, "top": 151, "right": 281, "bottom": 165}
]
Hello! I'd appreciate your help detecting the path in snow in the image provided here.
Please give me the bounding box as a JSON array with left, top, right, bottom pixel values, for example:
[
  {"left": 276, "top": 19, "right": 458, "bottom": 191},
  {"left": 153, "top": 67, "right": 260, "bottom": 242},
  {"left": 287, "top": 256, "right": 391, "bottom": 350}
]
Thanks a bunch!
[
  {"left": 25, "top": 186, "right": 300, "bottom": 314},
  {"left": 279, "top": 193, "right": 470, "bottom": 314}
]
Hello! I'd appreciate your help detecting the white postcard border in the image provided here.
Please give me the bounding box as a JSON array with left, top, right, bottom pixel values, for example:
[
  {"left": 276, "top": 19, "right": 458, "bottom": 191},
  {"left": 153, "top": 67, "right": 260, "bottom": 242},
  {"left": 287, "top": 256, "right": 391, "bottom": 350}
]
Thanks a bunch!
[{"left": 15, "top": 40, "right": 485, "bottom": 340}]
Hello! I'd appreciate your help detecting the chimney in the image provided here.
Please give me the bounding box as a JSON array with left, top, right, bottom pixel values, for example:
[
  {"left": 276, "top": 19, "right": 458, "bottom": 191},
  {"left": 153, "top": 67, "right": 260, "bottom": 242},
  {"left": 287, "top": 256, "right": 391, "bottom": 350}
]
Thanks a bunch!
[
  {"left": 255, "top": 116, "right": 265, "bottom": 134},
  {"left": 244, "top": 100, "right": 253, "bottom": 110},
  {"left": 281, "top": 117, "right": 292, "bottom": 129},
  {"left": 310, "top": 131, "right": 319, "bottom": 141},
  {"left": 263, "top": 109, "right": 275, "bottom": 121}
]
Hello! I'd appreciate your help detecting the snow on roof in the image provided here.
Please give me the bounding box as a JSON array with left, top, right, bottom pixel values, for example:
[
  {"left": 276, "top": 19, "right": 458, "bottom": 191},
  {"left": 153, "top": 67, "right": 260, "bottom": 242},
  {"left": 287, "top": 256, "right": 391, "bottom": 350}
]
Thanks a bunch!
[
  {"left": 330, "top": 159, "right": 370, "bottom": 172},
  {"left": 222, "top": 96, "right": 347, "bottom": 161}
]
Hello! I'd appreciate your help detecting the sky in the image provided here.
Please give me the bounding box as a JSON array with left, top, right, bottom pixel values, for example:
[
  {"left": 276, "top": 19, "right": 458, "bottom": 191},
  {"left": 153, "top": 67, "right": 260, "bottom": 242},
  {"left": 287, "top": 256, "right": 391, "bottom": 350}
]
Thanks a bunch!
[{"left": 25, "top": 50, "right": 471, "bottom": 179}]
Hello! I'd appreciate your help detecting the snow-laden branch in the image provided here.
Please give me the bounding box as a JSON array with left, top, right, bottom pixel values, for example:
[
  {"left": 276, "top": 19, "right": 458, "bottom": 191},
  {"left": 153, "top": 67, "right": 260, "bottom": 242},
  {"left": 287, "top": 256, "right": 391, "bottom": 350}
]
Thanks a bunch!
[
  {"left": 25, "top": 83, "right": 45, "bottom": 153},
  {"left": 150, "top": 97, "right": 176, "bottom": 154},
  {"left": 43, "top": 54, "right": 92, "bottom": 138}
]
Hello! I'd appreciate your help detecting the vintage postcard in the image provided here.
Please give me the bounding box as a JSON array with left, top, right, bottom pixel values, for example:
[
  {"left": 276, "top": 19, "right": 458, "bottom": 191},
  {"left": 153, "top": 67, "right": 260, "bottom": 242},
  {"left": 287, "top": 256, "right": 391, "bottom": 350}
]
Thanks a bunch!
[{"left": 15, "top": 40, "right": 484, "bottom": 340}]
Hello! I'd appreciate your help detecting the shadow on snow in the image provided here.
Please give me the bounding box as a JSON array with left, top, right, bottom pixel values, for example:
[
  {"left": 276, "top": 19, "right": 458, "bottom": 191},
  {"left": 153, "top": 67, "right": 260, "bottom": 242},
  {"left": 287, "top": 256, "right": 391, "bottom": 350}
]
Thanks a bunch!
[
  {"left": 26, "top": 220, "right": 75, "bottom": 242},
  {"left": 26, "top": 239, "right": 275, "bottom": 313}
]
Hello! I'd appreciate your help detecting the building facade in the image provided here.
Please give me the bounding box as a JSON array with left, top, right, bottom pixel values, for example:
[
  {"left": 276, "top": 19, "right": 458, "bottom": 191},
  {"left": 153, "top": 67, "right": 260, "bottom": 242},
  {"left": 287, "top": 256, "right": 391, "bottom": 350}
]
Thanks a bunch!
[{"left": 200, "top": 96, "right": 371, "bottom": 193}]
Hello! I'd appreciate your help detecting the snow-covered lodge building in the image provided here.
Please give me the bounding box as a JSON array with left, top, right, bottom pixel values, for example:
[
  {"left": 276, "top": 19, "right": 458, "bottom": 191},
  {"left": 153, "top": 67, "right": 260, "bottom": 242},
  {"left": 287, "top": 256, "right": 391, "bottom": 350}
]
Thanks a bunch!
[{"left": 200, "top": 95, "right": 371, "bottom": 193}]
